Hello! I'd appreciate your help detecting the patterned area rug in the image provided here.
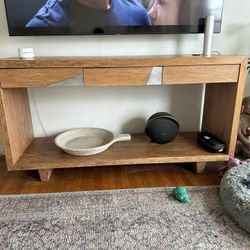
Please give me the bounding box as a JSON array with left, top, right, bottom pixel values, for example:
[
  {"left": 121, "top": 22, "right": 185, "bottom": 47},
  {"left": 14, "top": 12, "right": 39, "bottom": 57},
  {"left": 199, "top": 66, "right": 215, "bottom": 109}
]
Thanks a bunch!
[{"left": 0, "top": 187, "right": 249, "bottom": 249}]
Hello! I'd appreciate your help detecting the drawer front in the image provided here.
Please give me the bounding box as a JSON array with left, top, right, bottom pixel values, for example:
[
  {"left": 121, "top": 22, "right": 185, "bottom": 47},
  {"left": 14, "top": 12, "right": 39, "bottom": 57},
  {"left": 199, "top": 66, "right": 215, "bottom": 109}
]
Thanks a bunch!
[
  {"left": 0, "top": 68, "right": 83, "bottom": 88},
  {"left": 84, "top": 67, "right": 151, "bottom": 86},
  {"left": 163, "top": 65, "right": 239, "bottom": 84}
]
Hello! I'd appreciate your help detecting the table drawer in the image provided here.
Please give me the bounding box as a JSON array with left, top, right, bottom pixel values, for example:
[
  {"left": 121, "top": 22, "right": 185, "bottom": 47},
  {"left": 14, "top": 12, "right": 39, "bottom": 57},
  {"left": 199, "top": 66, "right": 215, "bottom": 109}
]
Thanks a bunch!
[
  {"left": 0, "top": 68, "right": 83, "bottom": 88},
  {"left": 84, "top": 67, "right": 151, "bottom": 86},
  {"left": 163, "top": 65, "right": 239, "bottom": 84}
]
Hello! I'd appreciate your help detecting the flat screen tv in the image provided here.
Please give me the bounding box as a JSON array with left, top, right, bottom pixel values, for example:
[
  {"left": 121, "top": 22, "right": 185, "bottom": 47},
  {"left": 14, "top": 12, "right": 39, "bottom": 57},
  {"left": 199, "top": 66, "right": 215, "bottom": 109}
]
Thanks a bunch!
[{"left": 4, "top": 0, "right": 224, "bottom": 36}]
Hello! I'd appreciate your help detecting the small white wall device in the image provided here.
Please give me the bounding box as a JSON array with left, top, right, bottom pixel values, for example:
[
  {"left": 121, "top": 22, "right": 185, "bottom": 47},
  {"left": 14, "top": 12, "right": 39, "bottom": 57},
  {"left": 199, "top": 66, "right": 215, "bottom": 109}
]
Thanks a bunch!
[
  {"left": 203, "top": 16, "right": 215, "bottom": 57},
  {"left": 18, "top": 48, "right": 34, "bottom": 59}
]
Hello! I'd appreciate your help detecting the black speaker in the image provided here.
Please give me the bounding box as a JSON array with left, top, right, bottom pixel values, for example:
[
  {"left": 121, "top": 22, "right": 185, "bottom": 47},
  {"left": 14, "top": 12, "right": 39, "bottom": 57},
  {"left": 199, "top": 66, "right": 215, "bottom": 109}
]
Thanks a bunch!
[{"left": 145, "top": 112, "right": 179, "bottom": 144}]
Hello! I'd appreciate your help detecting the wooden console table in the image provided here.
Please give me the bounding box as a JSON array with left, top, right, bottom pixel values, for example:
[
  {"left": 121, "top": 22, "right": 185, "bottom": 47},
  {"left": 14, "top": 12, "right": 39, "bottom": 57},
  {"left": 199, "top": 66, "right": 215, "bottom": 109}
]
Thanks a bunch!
[{"left": 0, "top": 55, "right": 247, "bottom": 181}]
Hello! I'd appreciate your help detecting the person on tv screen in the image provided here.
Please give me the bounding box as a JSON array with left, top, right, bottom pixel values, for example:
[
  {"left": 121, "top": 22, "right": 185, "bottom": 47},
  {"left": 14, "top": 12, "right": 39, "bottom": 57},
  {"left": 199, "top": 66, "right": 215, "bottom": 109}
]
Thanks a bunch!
[
  {"left": 148, "top": 0, "right": 180, "bottom": 25},
  {"left": 148, "top": 0, "right": 203, "bottom": 26},
  {"left": 26, "top": 0, "right": 151, "bottom": 28},
  {"left": 148, "top": 0, "right": 206, "bottom": 26}
]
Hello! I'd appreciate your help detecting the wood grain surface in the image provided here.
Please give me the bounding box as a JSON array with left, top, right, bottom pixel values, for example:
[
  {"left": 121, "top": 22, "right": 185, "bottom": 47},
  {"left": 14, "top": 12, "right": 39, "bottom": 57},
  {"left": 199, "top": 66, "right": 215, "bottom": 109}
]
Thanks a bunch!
[
  {"left": 38, "top": 169, "right": 53, "bottom": 182},
  {"left": 227, "top": 60, "right": 248, "bottom": 155},
  {"left": 192, "top": 162, "right": 207, "bottom": 174},
  {"left": 202, "top": 58, "right": 247, "bottom": 156},
  {"left": 163, "top": 65, "right": 239, "bottom": 84},
  {"left": 0, "top": 68, "right": 83, "bottom": 88},
  {"left": 84, "top": 67, "right": 151, "bottom": 86},
  {"left": 0, "top": 88, "right": 33, "bottom": 168},
  {"left": 0, "top": 55, "right": 247, "bottom": 181},
  {"left": 0, "top": 157, "right": 222, "bottom": 194},
  {"left": 12, "top": 133, "right": 229, "bottom": 171},
  {"left": 0, "top": 56, "right": 246, "bottom": 69},
  {"left": 202, "top": 83, "right": 238, "bottom": 154}
]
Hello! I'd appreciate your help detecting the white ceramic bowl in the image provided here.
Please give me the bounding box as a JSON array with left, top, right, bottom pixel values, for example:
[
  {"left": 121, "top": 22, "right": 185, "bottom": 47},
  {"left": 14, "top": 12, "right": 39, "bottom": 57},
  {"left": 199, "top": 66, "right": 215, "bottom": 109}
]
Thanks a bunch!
[{"left": 55, "top": 128, "right": 131, "bottom": 156}]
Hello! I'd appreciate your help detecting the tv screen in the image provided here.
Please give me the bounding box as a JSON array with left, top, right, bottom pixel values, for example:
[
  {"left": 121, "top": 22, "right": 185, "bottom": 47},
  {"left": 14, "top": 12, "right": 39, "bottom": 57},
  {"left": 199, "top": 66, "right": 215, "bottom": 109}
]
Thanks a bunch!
[{"left": 4, "top": 0, "right": 224, "bottom": 36}]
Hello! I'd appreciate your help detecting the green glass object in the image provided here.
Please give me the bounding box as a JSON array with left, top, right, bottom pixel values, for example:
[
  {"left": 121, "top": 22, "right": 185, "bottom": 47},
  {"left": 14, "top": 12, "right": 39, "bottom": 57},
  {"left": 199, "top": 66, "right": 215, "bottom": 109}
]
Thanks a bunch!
[{"left": 172, "top": 186, "right": 189, "bottom": 203}]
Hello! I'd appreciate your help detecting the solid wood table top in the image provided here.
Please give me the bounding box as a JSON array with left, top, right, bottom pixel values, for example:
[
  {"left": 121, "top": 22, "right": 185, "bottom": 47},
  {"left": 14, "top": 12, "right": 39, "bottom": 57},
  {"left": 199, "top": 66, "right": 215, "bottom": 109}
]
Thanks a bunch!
[{"left": 0, "top": 55, "right": 247, "bottom": 69}]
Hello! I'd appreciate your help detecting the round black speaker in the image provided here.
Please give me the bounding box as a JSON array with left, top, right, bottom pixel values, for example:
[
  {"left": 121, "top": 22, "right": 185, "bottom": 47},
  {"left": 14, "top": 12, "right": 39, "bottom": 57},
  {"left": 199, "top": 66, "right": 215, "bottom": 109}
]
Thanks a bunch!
[{"left": 145, "top": 112, "right": 179, "bottom": 144}]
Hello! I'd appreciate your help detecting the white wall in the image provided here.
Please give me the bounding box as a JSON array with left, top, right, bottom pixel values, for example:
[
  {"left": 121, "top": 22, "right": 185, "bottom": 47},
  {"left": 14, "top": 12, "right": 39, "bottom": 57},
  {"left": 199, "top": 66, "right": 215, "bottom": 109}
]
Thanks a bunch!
[{"left": 0, "top": 0, "right": 250, "bottom": 155}]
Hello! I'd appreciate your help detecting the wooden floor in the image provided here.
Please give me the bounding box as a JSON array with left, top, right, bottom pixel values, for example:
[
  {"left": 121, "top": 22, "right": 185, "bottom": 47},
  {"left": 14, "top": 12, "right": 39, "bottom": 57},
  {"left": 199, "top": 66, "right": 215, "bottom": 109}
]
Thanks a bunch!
[{"left": 0, "top": 157, "right": 224, "bottom": 195}]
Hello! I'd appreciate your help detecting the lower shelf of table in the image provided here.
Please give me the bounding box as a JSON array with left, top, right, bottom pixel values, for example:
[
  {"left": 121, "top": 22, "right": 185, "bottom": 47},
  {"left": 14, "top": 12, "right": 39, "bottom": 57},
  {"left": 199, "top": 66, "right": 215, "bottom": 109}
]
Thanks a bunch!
[{"left": 12, "top": 132, "right": 229, "bottom": 171}]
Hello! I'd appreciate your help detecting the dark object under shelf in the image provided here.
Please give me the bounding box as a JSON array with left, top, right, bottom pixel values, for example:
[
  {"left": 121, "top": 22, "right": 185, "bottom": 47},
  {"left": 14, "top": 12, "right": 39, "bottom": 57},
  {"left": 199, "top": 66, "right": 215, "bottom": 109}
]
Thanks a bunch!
[{"left": 197, "top": 132, "right": 226, "bottom": 153}]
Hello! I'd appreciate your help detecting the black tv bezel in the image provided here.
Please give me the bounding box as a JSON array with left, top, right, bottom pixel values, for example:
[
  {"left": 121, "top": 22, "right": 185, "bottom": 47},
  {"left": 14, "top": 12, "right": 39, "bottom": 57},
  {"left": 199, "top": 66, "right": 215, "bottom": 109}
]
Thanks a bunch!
[{"left": 7, "top": 23, "right": 222, "bottom": 36}]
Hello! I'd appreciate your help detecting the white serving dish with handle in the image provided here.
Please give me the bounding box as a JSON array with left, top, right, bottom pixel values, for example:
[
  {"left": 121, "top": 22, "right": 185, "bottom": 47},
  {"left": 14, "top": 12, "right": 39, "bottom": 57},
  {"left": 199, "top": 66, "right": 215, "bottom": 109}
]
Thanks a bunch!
[{"left": 55, "top": 128, "right": 131, "bottom": 156}]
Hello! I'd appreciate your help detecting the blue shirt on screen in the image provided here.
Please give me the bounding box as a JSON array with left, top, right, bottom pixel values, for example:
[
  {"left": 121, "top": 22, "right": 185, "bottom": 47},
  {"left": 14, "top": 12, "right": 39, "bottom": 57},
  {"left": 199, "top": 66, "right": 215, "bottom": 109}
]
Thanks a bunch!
[{"left": 26, "top": 0, "right": 151, "bottom": 27}]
